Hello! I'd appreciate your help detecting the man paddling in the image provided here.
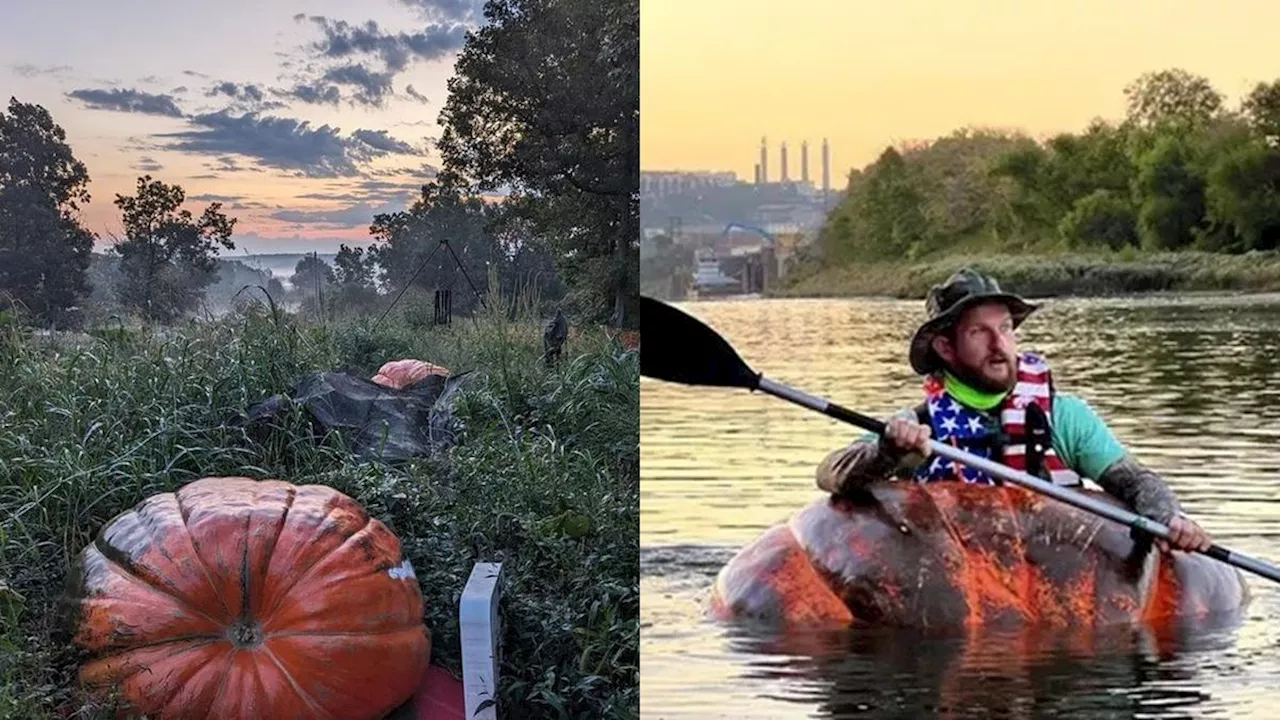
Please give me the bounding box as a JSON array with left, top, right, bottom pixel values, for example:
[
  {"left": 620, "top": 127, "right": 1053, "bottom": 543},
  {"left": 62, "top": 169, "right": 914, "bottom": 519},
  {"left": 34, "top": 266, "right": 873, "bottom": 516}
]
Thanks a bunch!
[{"left": 816, "top": 268, "right": 1212, "bottom": 553}]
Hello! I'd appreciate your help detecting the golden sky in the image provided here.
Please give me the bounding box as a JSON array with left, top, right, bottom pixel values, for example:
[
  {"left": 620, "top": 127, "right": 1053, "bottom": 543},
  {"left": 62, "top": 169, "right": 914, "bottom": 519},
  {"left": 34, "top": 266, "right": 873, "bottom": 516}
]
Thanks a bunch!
[{"left": 641, "top": 0, "right": 1280, "bottom": 184}]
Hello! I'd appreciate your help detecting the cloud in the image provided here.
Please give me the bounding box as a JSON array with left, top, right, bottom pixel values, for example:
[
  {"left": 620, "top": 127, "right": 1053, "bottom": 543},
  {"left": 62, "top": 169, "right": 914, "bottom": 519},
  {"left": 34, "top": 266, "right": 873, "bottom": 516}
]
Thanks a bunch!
[
  {"left": 157, "top": 110, "right": 392, "bottom": 178},
  {"left": 405, "top": 84, "right": 429, "bottom": 104},
  {"left": 357, "top": 178, "right": 429, "bottom": 203},
  {"left": 366, "top": 163, "right": 438, "bottom": 178},
  {"left": 223, "top": 231, "right": 376, "bottom": 254},
  {"left": 183, "top": 70, "right": 210, "bottom": 79},
  {"left": 296, "top": 191, "right": 364, "bottom": 202},
  {"left": 398, "top": 0, "right": 484, "bottom": 24},
  {"left": 205, "top": 156, "right": 245, "bottom": 172},
  {"left": 352, "top": 129, "right": 422, "bottom": 155},
  {"left": 12, "top": 63, "right": 73, "bottom": 78},
  {"left": 283, "top": 15, "right": 468, "bottom": 109},
  {"left": 305, "top": 16, "right": 469, "bottom": 70},
  {"left": 269, "top": 200, "right": 405, "bottom": 228},
  {"left": 208, "top": 82, "right": 265, "bottom": 103},
  {"left": 207, "top": 81, "right": 286, "bottom": 111},
  {"left": 67, "top": 88, "right": 185, "bottom": 118},
  {"left": 190, "top": 193, "right": 245, "bottom": 202},
  {"left": 297, "top": 177, "right": 426, "bottom": 205},
  {"left": 140, "top": 74, "right": 165, "bottom": 84},
  {"left": 322, "top": 64, "right": 395, "bottom": 106},
  {"left": 279, "top": 81, "right": 341, "bottom": 106},
  {"left": 172, "top": 86, "right": 189, "bottom": 94},
  {"left": 131, "top": 156, "right": 164, "bottom": 172}
]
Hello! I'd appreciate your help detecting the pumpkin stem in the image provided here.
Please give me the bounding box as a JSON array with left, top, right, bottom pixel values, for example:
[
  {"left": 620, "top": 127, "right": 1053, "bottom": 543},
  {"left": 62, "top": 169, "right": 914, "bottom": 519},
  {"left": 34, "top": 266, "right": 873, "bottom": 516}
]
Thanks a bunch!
[{"left": 226, "top": 619, "right": 264, "bottom": 648}]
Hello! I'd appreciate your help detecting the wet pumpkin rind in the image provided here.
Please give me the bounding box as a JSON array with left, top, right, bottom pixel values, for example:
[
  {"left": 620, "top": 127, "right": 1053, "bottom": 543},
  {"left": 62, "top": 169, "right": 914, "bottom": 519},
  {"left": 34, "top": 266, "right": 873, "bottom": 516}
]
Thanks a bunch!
[
  {"left": 65, "top": 476, "right": 430, "bottom": 720},
  {"left": 711, "top": 483, "right": 1248, "bottom": 631}
]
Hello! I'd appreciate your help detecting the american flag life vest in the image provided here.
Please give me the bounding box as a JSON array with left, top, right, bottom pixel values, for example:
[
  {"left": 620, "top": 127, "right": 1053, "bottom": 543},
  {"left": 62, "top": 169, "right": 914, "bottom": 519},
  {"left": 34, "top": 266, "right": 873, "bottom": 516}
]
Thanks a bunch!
[{"left": 913, "top": 352, "right": 1081, "bottom": 487}]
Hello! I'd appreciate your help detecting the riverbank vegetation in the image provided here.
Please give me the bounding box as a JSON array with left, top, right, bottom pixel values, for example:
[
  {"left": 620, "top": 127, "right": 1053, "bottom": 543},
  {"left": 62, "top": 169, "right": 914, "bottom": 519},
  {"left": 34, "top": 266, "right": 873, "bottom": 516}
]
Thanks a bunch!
[{"left": 781, "top": 68, "right": 1280, "bottom": 298}]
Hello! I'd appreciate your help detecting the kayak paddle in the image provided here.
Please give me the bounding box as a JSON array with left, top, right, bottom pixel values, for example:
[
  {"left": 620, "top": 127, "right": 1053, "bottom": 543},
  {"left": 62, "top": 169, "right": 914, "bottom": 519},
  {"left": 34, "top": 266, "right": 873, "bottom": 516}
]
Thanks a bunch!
[{"left": 640, "top": 295, "right": 1280, "bottom": 585}]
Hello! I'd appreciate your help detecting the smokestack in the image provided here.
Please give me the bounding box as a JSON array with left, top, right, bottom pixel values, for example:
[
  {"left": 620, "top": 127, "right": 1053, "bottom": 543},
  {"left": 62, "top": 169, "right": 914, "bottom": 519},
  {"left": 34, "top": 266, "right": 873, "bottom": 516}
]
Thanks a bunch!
[
  {"left": 754, "top": 163, "right": 761, "bottom": 185},
  {"left": 801, "top": 140, "right": 809, "bottom": 184},
  {"left": 780, "top": 142, "right": 789, "bottom": 183},
  {"left": 759, "top": 137, "right": 768, "bottom": 184},
  {"left": 821, "top": 138, "right": 830, "bottom": 205}
]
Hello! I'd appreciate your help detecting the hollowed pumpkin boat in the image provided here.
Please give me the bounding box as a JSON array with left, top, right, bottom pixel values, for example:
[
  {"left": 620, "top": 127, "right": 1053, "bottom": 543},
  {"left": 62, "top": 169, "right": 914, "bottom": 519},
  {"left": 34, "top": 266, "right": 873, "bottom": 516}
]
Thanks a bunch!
[{"left": 710, "top": 482, "right": 1249, "bottom": 632}]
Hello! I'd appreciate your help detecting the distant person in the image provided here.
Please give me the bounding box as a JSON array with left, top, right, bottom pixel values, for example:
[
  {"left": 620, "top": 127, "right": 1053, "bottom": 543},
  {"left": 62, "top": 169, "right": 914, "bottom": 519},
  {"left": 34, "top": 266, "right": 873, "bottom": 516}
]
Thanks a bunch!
[
  {"left": 543, "top": 308, "right": 567, "bottom": 367},
  {"left": 816, "top": 268, "right": 1212, "bottom": 554}
]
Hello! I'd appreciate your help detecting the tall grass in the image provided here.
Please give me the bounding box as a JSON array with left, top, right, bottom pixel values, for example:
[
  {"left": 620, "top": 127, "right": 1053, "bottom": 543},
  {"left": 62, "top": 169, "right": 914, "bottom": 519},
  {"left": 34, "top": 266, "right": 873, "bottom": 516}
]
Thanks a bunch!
[{"left": 0, "top": 286, "right": 638, "bottom": 719}]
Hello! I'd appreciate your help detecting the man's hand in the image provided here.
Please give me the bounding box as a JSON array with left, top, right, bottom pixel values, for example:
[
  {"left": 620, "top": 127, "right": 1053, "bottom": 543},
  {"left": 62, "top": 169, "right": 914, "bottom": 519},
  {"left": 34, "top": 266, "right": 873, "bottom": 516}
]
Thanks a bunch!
[
  {"left": 1157, "top": 515, "right": 1212, "bottom": 553},
  {"left": 881, "top": 416, "right": 932, "bottom": 459}
]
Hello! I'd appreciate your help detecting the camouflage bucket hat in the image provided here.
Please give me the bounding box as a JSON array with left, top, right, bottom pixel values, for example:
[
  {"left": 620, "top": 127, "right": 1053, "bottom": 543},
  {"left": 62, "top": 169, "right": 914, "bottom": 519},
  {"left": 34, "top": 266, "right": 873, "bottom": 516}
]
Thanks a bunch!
[{"left": 908, "top": 268, "right": 1038, "bottom": 375}]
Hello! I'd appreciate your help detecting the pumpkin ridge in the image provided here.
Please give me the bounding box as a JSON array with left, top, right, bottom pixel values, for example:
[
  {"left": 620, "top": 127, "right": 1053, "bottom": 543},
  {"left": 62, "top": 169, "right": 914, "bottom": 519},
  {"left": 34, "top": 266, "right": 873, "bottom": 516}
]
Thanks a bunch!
[
  {"left": 259, "top": 641, "right": 338, "bottom": 720},
  {"left": 83, "top": 639, "right": 230, "bottom": 717},
  {"left": 260, "top": 514, "right": 374, "bottom": 626},
  {"left": 175, "top": 486, "right": 234, "bottom": 619},
  {"left": 265, "top": 623, "right": 428, "bottom": 639},
  {"left": 91, "top": 540, "right": 228, "bottom": 631},
  {"left": 89, "top": 634, "right": 225, "bottom": 659},
  {"left": 239, "top": 514, "right": 252, "bottom": 624},
  {"left": 250, "top": 484, "right": 296, "bottom": 618},
  {"left": 202, "top": 646, "right": 242, "bottom": 720},
  {"left": 149, "top": 641, "right": 230, "bottom": 716}
]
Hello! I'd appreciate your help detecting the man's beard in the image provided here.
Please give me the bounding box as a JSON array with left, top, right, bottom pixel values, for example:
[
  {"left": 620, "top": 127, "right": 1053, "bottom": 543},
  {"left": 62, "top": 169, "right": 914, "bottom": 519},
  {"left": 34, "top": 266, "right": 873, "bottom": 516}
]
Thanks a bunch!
[{"left": 949, "top": 355, "right": 1017, "bottom": 394}]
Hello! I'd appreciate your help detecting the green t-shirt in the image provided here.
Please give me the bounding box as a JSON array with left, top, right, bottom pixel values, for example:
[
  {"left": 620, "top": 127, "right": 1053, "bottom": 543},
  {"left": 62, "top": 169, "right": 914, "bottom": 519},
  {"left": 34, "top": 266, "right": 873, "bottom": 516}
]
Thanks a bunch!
[
  {"left": 1047, "top": 393, "right": 1127, "bottom": 480},
  {"left": 862, "top": 392, "right": 1127, "bottom": 481}
]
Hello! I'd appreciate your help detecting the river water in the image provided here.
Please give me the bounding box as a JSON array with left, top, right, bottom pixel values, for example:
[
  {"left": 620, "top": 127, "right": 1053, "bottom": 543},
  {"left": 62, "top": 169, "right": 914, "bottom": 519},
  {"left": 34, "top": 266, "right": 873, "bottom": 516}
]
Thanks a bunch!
[{"left": 640, "top": 294, "right": 1280, "bottom": 719}]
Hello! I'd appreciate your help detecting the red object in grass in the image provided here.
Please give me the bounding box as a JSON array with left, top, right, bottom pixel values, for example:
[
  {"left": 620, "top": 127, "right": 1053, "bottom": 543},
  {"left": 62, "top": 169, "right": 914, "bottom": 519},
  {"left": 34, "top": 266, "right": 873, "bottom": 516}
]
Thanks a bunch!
[
  {"left": 372, "top": 359, "right": 451, "bottom": 390},
  {"left": 405, "top": 664, "right": 466, "bottom": 719}
]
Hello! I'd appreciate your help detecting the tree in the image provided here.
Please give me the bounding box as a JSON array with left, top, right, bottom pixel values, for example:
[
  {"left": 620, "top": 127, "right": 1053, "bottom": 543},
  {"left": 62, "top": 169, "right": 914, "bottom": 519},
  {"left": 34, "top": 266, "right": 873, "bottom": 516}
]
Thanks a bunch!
[
  {"left": 1242, "top": 79, "right": 1280, "bottom": 145},
  {"left": 1201, "top": 138, "right": 1280, "bottom": 251},
  {"left": 1133, "top": 135, "right": 1206, "bottom": 250},
  {"left": 369, "top": 182, "right": 498, "bottom": 318},
  {"left": 329, "top": 244, "right": 380, "bottom": 315},
  {"left": 435, "top": 0, "right": 638, "bottom": 327},
  {"left": 0, "top": 98, "right": 95, "bottom": 326},
  {"left": 1124, "top": 69, "right": 1224, "bottom": 130},
  {"left": 111, "top": 175, "right": 236, "bottom": 323},
  {"left": 861, "top": 147, "right": 928, "bottom": 258},
  {"left": 989, "top": 143, "right": 1061, "bottom": 233},
  {"left": 290, "top": 254, "right": 335, "bottom": 299},
  {"left": 334, "top": 244, "right": 374, "bottom": 290},
  {"left": 988, "top": 121, "right": 1138, "bottom": 241},
  {"left": 1058, "top": 190, "right": 1138, "bottom": 250}
]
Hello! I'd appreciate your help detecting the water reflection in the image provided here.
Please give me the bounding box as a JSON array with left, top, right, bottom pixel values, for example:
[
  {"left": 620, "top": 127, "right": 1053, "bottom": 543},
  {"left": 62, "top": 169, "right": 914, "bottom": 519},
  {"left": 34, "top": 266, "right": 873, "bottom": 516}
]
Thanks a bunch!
[
  {"left": 723, "top": 612, "right": 1246, "bottom": 719},
  {"left": 641, "top": 294, "right": 1280, "bottom": 718}
]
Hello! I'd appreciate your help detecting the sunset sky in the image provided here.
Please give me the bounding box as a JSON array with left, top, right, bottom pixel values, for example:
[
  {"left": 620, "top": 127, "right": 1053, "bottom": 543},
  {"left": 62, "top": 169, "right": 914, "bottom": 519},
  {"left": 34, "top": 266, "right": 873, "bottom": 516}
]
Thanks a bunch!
[
  {"left": 641, "top": 0, "right": 1280, "bottom": 185},
  {"left": 2, "top": 0, "right": 481, "bottom": 254}
]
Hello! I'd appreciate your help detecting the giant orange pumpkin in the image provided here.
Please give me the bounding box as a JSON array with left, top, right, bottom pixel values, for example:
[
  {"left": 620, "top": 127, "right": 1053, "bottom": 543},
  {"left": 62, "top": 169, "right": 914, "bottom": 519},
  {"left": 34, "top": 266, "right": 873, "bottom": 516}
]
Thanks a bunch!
[
  {"left": 66, "top": 476, "right": 431, "bottom": 720},
  {"left": 711, "top": 482, "right": 1249, "bottom": 631}
]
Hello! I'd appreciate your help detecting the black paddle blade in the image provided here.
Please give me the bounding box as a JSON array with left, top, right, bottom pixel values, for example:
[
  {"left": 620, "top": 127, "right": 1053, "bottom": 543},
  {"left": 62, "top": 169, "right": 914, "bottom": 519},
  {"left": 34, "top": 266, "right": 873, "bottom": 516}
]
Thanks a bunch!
[{"left": 640, "top": 296, "right": 760, "bottom": 390}]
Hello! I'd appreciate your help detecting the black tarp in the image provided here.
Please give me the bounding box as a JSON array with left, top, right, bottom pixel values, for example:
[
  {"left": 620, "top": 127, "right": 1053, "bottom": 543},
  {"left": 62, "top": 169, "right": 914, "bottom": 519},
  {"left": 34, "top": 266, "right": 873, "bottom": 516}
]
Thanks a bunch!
[{"left": 238, "top": 371, "right": 469, "bottom": 463}]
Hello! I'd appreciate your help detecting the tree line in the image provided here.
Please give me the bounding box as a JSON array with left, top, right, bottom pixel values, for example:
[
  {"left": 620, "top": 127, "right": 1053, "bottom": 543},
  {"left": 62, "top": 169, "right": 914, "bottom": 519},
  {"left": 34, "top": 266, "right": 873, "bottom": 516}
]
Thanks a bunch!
[
  {"left": 808, "top": 68, "right": 1280, "bottom": 272},
  {"left": 0, "top": 0, "right": 638, "bottom": 329}
]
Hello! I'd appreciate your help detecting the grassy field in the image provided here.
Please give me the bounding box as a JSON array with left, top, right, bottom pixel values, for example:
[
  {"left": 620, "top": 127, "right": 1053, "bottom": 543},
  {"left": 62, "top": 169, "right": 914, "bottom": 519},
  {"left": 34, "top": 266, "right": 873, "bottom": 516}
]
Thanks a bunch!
[
  {"left": 777, "top": 248, "right": 1280, "bottom": 300},
  {"left": 0, "top": 289, "right": 639, "bottom": 719}
]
